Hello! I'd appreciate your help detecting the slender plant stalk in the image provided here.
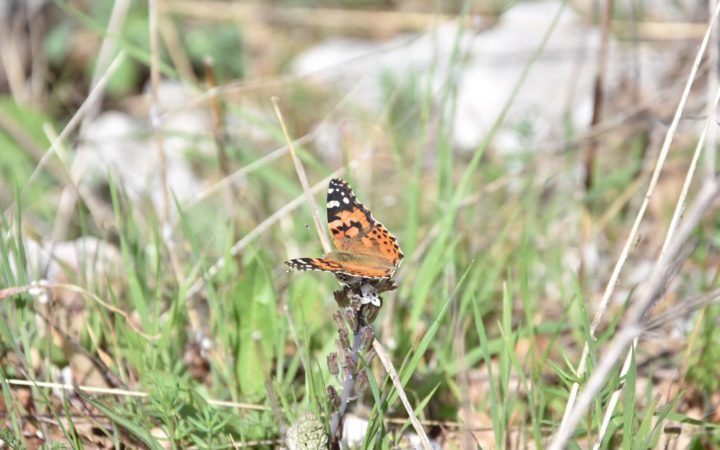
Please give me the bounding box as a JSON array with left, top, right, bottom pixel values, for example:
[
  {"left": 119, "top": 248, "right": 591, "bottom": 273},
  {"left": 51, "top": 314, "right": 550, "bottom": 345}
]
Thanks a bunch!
[{"left": 329, "top": 319, "right": 364, "bottom": 444}]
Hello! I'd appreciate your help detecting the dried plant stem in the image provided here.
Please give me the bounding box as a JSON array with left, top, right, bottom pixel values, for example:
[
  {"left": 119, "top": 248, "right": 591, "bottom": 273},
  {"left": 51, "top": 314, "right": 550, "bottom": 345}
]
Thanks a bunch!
[
  {"left": 271, "top": 97, "right": 332, "bottom": 254},
  {"left": 53, "top": 0, "right": 130, "bottom": 241},
  {"left": 2, "top": 379, "right": 268, "bottom": 411},
  {"left": 158, "top": 15, "right": 197, "bottom": 84},
  {"left": 580, "top": 0, "right": 614, "bottom": 291},
  {"left": 81, "top": 0, "right": 131, "bottom": 129},
  {"left": 329, "top": 320, "right": 364, "bottom": 444},
  {"left": 161, "top": 1, "right": 451, "bottom": 33},
  {"left": 204, "top": 58, "right": 233, "bottom": 183},
  {"left": 43, "top": 125, "right": 114, "bottom": 236},
  {"left": 373, "top": 339, "right": 432, "bottom": 450},
  {"left": 555, "top": 2, "right": 720, "bottom": 437}
]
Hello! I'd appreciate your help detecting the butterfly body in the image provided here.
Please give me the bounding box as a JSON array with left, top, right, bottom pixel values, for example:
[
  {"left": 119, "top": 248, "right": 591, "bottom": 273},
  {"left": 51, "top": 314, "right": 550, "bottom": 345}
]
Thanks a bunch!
[{"left": 285, "top": 178, "right": 403, "bottom": 281}]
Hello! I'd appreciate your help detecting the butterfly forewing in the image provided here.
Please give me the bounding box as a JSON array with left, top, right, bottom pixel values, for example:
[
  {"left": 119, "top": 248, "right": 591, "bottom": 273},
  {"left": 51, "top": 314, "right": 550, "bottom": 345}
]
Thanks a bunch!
[{"left": 326, "top": 178, "right": 375, "bottom": 248}]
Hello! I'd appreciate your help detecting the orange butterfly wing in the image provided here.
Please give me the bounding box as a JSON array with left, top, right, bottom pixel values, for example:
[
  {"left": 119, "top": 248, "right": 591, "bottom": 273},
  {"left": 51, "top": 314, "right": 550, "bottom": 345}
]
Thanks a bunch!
[{"left": 285, "top": 178, "right": 403, "bottom": 279}]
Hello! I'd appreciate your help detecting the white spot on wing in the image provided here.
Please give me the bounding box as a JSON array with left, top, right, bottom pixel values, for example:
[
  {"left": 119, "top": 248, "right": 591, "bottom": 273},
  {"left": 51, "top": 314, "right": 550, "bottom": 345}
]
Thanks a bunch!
[
  {"left": 327, "top": 200, "right": 340, "bottom": 208},
  {"left": 342, "top": 197, "right": 350, "bottom": 204}
]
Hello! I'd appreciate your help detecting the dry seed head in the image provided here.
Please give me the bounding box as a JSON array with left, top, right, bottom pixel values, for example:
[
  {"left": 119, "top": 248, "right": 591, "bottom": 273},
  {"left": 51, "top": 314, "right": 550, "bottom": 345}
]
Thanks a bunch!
[{"left": 327, "top": 352, "right": 339, "bottom": 376}]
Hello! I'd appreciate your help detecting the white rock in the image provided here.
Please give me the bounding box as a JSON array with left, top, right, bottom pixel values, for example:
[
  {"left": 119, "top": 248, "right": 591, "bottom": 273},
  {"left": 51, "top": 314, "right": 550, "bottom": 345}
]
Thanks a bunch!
[
  {"left": 10, "top": 237, "right": 121, "bottom": 284},
  {"left": 292, "top": 1, "right": 673, "bottom": 155},
  {"left": 75, "top": 81, "right": 211, "bottom": 214}
]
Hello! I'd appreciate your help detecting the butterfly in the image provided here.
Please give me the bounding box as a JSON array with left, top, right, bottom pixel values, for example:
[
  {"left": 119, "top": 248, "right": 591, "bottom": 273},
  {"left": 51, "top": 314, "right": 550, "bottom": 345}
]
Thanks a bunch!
[{"left": 285, "top": 178, "right": 403, "bottom": 282}]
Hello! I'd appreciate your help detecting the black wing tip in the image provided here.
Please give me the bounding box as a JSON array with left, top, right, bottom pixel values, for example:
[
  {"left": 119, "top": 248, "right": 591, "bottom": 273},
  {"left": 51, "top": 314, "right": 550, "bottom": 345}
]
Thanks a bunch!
[
  {"left": 329, "top": 178, "right": 353, "bottom": 194},
  {"left": 285, "top": 258, "right": 315, "bottom": 271},
  {"left": 329, "top": 178, "right": 349, "bottom": 189}
]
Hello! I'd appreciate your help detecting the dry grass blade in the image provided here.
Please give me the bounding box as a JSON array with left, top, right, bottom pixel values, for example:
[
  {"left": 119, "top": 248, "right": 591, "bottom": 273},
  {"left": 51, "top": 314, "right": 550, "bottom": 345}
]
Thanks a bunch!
[
  {"left": 44, "top": 125, "right": 115, "bottom": 237},
  {"left": 372, "top": 339, "right": 432, "bottom": 450},
  {"left": 160, "top": 1, "right": 452, "bottom": 32},
  {"left": 52, "top": 0, "right": 130, "bottom": 241},
  {"left": 271, "top": 96, "right": 332, "bottom": 254},
  {"left": 3, "top": 379, "right": 269, "bottom": 411},
  {"left": 81, "top": 0, "right": 131, "bottom": 129}
]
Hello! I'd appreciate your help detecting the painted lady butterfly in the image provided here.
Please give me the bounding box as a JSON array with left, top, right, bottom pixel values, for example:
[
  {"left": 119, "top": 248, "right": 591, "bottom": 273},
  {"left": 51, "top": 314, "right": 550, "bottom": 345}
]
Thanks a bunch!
[{"left": 285, "top": 178, "right": 403, "bottom": 282}]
